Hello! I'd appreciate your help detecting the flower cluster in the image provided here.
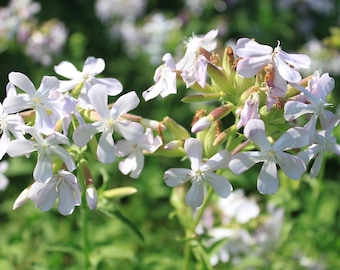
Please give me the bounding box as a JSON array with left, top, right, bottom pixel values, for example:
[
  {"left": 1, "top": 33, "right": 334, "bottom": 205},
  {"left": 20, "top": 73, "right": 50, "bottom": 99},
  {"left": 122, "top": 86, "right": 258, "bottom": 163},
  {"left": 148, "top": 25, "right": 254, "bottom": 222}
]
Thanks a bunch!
[{"left": 1, "top": 29, "right": 339, "bottom": 217}]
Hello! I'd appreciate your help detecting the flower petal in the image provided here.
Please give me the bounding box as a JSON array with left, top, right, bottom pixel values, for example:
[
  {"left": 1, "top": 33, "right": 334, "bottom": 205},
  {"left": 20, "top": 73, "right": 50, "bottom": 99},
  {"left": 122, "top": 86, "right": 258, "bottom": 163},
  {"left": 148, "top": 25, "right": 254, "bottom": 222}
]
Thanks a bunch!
[
  {"left": 244, "top": 119, "right": 271, "bottom": 151},
  {"left": 283, "top": 101, "right": 315, "bottom": 121},
  {"left": 54, "top": 61, "right": 80, "bottom": 79},
  {"left": 97, "top": 131, "right": 115, "bottom": 163},
  {"left": 201, "top": 150, "right": 230, "bottom": 171},
  {"left": 34, "top": 153, "right": 53, "bottom": 182},
  {"left": 257, "top": 161, "right": 278, "bottom": 194},
  {"left": 6, "top": 139, "right": 35, "bottom": 157},
  {"left": 73, "top": 123, "right": 102, "bottom": 147},
  {"left": 111, "top": 91, "right": 140, "bottom": 117},
  {"left": 229, "top": 152, "right": 266, "bottom": 175},
  {"left": 186, "top": 182, "right": 204, "bottom": 208},
  {"left": 184, "top": 138, "right": 202, "bottom": 171},
  {"left": 29, "top": 180, "right": 57, "bottom": 211},
  {"left": 83, "top": 57, "right": 105, "bottom": 75},
  {"left": 58, "top": 181, "right": 77, "bottom": 215},
  {"left": 92, "top": 78, "right": 123, "bottom": 96},
  {"left": 164, "top": 168, "right": 192, "bottom": 187},
  {"left": 8, "top": 72, "right": 36, "bottom": 95},
  {"left": 276, "top": 152, "right": 306, "bottom": 179},
  {"left": 88, "top": 84, "right": 110, "bottom": 120},
  {"left": 205, "top": 173, "right": 232, "bottom": 198},
  {"left": 273, "top": 127, "right": 309, "bottom": 151}
]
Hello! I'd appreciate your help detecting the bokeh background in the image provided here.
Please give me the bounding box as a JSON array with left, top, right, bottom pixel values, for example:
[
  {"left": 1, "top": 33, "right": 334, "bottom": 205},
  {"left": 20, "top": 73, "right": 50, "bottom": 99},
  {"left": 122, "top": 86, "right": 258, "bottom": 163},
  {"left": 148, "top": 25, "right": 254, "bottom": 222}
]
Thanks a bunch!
[{"left": 1, "top": 0, "right": 340, "bottom": 269}]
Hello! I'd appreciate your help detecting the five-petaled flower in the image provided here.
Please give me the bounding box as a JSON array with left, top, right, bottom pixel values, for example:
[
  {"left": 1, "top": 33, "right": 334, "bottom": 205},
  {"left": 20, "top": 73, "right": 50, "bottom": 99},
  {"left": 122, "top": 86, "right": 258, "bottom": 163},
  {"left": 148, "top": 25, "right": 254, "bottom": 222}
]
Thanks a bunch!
[
  {"left": 164, "top": 138, "right": 232, "bottom": 208},
  {"left": 6, "top": 127, "right": 75, "bottom": 183},
  {"left": 73, "top": 85, "right": 144, "bottom": 164},
  {"left": 229, "top": 119, "right": 308, "bottom": 194},
  {"left": 28, "top": 170, "right": 81, "bottom": 216}
]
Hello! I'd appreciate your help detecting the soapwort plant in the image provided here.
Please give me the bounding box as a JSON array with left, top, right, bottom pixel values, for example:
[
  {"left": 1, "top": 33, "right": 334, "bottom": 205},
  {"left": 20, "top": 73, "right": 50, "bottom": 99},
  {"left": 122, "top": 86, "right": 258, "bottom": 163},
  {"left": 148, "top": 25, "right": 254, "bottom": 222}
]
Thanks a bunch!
[{"left": 1, "top": 28, "right": 339, "bottom": 268}]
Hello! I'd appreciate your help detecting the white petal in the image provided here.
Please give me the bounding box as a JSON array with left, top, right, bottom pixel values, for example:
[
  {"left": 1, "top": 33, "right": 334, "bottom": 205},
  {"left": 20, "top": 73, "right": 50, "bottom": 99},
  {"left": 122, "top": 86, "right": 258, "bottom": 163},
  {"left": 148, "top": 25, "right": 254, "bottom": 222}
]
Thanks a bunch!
[
  {"left": 142, "top": 85, "right": 161, "bottom": 101},
  {"left": 2, "top": 95, "right": 32, "bottom": 114},
  {"left": 97, "top": 131, "right": 115, "bottom": 163},
  {"left": 236, "top": 56, "right": 270, "bottom": 77},
  {"left": 184, "top": 138, "right": 202, "bottom": 171},
  {"left": 6, "top": 139, "right": 35, "bottom": 157},
  {"left": 52, "top": 146, "right": 76, "bottom": 172},
  {"left": 29, "top": 180, "right": 57, "bottom": 211},
  {"left": 115, "top": 140, "right": 135, "bottom": 156},
  {"left": 37, "top": 76, "right": 59, "bottom": 96},
  {"left": 83, "top": 57, "right": 105, "bottom": 75},
  {"left": 276, "top": 152, "right": 306, "bottom": 179},
  {"left": 201, "top": 150, "right": 231, "bottom": 171},
  {"left": 92, "top": 78, "right": 123, "bottom": 96},
  {"left": 284, "top": 101, "right": 314, "bottom": 121},
  {"left": 111, "top": 91, "right": 140, "bottom": 117},
  {"left": 34, "top": 154, "right": 53, "bottom": 182},
  {"left": 58, "top": 181, "right": 76, "bottom": 215},
  {"left": 8, "top": 72, "right": 36, "bottom": 95},
  {"left": 274, "top": 55, "right": 302, "bottom": 82},
  {"left": 54, "top": 61, "right": 80, "bottom": 79},
  {"left": 205, "top": 173, "right": 232, "bottom": 198},
  {"left": 114, "top": 121, "right": 144, "bottom": 141},
  {"left": 310, "top": 153, "right": 323, "bottom": 178},
  {"left": 257, "top": 161, "right": 278, "bottom": 194},
  {"left": 235, "top": 38, "right": 273, "bottom": 58},
  {"left": 73, "top": 123, "right": 102, "bottom": 147},
  {"left": 317, "top": 73, "right": 335, "bottom": 100},
  {"left": 164, "top": 168, "right": 192, "bottom": 187},
  {"left": 244, "top": 119, "right": 271, "bottom": 151},
  {"left": 229, "top": 152, "right": 266, "bottom": 175},
  {"left": 186, "top": 182, "right": 204, "bottom": 208},
  {"left": 274, "top": 127, "right": 309, "bottom": 151},
  {"left": 88, "top": 84, "right": 110, "bottom": 119}
]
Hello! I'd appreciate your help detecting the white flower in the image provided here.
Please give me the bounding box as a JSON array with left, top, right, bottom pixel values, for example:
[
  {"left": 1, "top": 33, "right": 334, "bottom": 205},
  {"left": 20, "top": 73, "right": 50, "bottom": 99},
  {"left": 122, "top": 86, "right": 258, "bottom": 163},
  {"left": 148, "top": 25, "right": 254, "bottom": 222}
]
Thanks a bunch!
[
  {"left": 116, "top": 128, "right": 162, "bottom": 178},
  {"left": 6, "top": 127, "right": 75, "bottom": 183},
  {"left": 284, "top": 71, "right": 335, "bottom": 143},
  {"left": 229, "top": 119, "right": 307, "bottom": 194},
  {"left": 235, "top": 38, "right": 311, "bottom": 82},
  {"left": 54, "top": 56, "right": 123, "bottom": 108},
  {"left": 142, "top": 53, "right": 177, "bottom": 101},
  {"left": 28, "top": 170, "right": 81, "bottom": 215},
  {"left": 164, "top": 138, "right": 232, "bottom": 208},
  {"left": 73, "top": 85, "right": 144, "bottom": 163},
  {"left": 298, "top": 117, "right": 340, "bottom": 178},
  {"left": 3, "top": 72, "right": 63, "bottom": 134},
  {"left": 176, "top": 29, "right": 218, "bottom": 88}
]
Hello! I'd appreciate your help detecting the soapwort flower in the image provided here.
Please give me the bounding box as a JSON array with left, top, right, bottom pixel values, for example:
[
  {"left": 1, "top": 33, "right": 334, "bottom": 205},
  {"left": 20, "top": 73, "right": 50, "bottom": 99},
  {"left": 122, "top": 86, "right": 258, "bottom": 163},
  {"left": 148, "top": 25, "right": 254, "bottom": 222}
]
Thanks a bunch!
[
  {"left": 54, "top": 56, "right": 123, "bottom": 108},
  {"left": 142, "top": 53, "right": 177, "bottom": 101},
  {"left": 164, "top": 138, "right": 232, "bottom": 208},
  {"left": 3, "top": 72, "right": 63, "bottom": 134},
  {"left": 116, "top": 128, "right": 162, "bottom": 178},
  {"left": 73, "top": 84, "right": 144, "bottom": 164},
  {"left": 6, "top": 127, "right": 75, "bottom": 183},
  {"left": 229, "top": 119, "right": 308, "bottom": 194},
  {"left": 298, "top": 117, "right": 340, "bottom": 178},
  {"left": 28, "top": 170, "right": 81, "bottom": 216},
  {"left": 284, "top": 71, "right": 335, "bottom": 143}
]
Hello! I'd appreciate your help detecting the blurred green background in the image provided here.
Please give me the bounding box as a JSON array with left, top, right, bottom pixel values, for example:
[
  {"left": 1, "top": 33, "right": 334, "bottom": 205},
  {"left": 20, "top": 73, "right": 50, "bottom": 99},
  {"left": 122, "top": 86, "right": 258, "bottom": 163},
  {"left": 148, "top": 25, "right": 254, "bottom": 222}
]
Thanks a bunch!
[{"left": 1, "top": 0, "right": 340, "bottom": 269}]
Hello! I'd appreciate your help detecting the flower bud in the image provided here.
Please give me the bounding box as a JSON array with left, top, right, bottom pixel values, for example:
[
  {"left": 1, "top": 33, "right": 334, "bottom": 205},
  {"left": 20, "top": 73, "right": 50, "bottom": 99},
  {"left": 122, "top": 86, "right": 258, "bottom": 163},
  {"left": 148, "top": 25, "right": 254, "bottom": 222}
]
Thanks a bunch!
[
  {"left": 103, "top": 187, "right": 138, "bottom": 199},
  {"left": 162, "top": 116, "right": 190, "bottom": 140},
  {"left": 13, "top": 186, "right": 31, "bottom": 210},
  {"left": 86, "top": 185, "right": 98, "bottom": 210},
  {"left": 164, "top": 140, "right": 184, "bottom": 150},
  {"left": 191, "top": 115, "right": 213, "bottom": 133}
]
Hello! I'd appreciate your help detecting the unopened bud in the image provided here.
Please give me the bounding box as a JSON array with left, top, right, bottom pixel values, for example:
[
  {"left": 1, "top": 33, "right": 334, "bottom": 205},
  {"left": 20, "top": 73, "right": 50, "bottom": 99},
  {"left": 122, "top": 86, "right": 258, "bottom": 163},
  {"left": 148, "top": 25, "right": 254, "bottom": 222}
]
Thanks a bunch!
[
  {"left": 162, "top": 116, "right": 190, "bottom": 140},
  {"left": 86, "top": 185, "right": 98, "bottom": 210},
  {"left": 103, "top": 187, "right": 138, "bottom": 199},
  {"left": 191, "top": 115, "right": 213, "bottom": 133},
  {"left": 13, "top": 186, "right": 30, "bottom": 210},
  {"left": 164, "top": 140, "right": 184, "bottom": 150}
]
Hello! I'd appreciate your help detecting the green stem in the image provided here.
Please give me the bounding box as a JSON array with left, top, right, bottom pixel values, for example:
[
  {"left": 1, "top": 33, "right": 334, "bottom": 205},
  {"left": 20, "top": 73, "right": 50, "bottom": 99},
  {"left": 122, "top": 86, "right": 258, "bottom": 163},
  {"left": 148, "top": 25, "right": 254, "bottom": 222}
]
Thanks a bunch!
[
  {"left": 81, "top": 201, "right": 91, "bottom": 269},
  {"left": 183, "top": 186, "right": 215, "bottom": 269}
]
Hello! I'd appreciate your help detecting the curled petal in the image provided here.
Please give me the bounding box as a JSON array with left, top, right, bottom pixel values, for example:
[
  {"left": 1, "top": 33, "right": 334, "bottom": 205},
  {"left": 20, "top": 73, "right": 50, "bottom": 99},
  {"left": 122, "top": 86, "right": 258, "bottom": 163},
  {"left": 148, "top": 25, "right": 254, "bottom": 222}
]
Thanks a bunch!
[{"left": 29, "top": 181, "right": 57, "bottom": 211}]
